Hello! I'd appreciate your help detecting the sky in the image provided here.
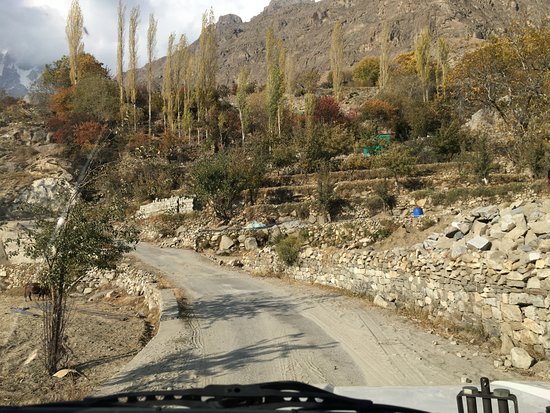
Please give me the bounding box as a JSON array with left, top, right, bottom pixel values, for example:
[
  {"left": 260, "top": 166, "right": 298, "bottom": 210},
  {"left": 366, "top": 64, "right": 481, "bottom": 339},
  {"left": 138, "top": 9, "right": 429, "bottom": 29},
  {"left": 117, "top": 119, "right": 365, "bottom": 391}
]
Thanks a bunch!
[{"left": 0, "top": 0, "right": 271, "bottom": 71}]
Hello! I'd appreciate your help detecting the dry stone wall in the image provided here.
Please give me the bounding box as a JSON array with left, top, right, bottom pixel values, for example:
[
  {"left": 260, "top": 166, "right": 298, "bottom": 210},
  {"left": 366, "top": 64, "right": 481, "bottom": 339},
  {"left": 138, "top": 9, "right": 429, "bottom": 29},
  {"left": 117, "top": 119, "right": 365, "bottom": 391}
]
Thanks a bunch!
[
  {"left": 137, "top": 196, "right": 194, "bottom": 219},
  {"left": 242, "top": 199, "right": 550, "bottom": 363},
  {"left": 0, "top": 261, "right": 161, "bottom": 312}
]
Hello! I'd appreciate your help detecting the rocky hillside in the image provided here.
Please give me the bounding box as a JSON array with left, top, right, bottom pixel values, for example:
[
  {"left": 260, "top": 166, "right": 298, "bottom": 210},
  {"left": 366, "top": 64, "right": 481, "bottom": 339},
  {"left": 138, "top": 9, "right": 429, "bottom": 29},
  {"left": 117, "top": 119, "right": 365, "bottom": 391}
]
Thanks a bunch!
[{"left": 143, "top": 0, "right": 550, "bottom": 85}]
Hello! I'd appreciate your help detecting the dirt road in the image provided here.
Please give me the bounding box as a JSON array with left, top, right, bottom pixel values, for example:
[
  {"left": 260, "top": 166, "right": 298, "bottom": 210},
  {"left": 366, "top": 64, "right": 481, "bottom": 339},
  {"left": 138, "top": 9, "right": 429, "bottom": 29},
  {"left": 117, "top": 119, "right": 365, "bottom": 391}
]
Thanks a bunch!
[{"left": 98, "top": 243, "right": 520, "bottom": 394}]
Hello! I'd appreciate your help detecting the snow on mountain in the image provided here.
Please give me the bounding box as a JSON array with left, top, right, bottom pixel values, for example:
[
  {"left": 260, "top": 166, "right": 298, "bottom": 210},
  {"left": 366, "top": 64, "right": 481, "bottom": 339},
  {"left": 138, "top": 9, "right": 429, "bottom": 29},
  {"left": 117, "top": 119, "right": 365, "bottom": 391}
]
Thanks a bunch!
[{"left": 0, "top": 51, "right": 43, "bottom": 98}]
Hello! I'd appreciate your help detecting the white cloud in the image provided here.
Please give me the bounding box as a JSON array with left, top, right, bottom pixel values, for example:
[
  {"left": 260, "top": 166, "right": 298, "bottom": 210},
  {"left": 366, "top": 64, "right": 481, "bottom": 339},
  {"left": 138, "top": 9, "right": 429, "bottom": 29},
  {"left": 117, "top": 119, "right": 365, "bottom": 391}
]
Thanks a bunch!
[{"left": 0, "top": 0, "right": 270, "bottom": 71}]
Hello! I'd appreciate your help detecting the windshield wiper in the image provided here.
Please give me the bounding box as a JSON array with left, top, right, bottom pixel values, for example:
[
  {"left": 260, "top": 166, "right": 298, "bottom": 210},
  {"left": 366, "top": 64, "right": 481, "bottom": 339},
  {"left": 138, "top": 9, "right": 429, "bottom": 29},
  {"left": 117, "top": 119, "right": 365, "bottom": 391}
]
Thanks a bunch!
[{"left": 4, "top": 381, "right": 428, "bottom": 412}]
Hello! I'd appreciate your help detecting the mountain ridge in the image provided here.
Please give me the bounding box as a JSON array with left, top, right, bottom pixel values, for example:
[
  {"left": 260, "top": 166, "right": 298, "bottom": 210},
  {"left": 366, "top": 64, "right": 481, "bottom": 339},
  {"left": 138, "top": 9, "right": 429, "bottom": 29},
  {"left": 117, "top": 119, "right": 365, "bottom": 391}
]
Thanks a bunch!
[{"left": 142, "top": 0, "right": 549, "bottom": 87}]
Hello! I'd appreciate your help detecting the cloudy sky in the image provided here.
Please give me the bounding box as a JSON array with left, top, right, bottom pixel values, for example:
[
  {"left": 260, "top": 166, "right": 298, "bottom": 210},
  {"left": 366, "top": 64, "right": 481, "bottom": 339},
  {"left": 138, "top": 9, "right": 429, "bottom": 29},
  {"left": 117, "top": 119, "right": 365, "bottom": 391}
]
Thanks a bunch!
[{"left": 0, "top": 0, "right": 271, "bottom": 71}]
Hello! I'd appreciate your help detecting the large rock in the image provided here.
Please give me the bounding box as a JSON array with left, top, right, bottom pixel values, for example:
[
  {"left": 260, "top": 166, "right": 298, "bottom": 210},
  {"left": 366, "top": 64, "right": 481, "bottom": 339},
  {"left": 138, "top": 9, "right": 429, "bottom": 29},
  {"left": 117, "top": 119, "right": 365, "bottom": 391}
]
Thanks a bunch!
[
  {"left": 504, "top": 214, "right": 528, "bottom": 240},
  {"left": 219, "top": 235, "right": 235, "bottom": 251},
  {"left": 373, "top": 295, "right": 396, "bottom": 310},
  {"left": 473, "top": 205, "right": 499, "bottom": 222},
  {"left": 467, "top": 236, "right": 491, "bottom": 251},
  {"left": 244, "top": 237, "right": 258, "bottom": 250},
  {"left": 17, "top": 178, "right": 75, "bottom": 211},
  {"left": 500, "top": 303, "right": 522, "bottom": 321},
  {"left": 510, "top": 347, "right": 534, "bottom": 369},
  {"left": 0, "top": 241, "right": 8, "bottom": 265},
  {"left": 529, "top": 220, "right": 550, "bottom": 235}
]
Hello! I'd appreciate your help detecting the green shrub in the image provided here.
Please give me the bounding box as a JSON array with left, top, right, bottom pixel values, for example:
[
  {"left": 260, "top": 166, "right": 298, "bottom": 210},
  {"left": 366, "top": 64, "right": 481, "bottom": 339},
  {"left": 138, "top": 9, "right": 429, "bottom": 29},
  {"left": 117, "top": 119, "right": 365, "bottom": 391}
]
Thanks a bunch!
[{"left": 275, "top": 234, "right": 305, "bottom": 267}]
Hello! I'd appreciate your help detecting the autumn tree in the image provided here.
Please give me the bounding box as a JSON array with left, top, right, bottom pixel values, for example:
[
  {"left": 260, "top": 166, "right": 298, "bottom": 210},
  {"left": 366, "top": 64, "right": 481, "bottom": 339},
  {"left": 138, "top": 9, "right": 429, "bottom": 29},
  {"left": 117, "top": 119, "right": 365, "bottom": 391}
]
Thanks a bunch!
[
  {"left": 127, "top": 6, "right": 140, "bottom": 131},
  {"left": 146, "top": 13, "right": 157, "bottom": 136},
  {"left": 116, "top": 0, "right": 125, "bottom": 123},
  {"left": 265, "top": 27, "right": 285, "bottom": 139},
  {"left": 352, "top": 56, "right": 379, "bottom": 86},
  {"left": 415, "top": 28, "right": 432, "bottom": 103},
  {"left": 236, "top": 69, "right": 250, "bottom": 143},
  {"left": 451, "top": 25, "right": 550, "bottom": 176},
  {"left": 379, "top": 24, "right": 391, "bottom": 89},
  {"left": 195, "top": 8, "right": 217, "bottom": 142},
  {"left": 436, "top": 36, "right": 449, "bottom": 98},
  {"left": 330, "top": 21, "right": 344, "bottom": 101},
  {"left": 65, "top": 0, "right": 84, "bottom": 86},
  {"left": 162, "top": 33, "right": 176, "bottom": 133},
  {"left": 174, "top": 35, "right": 189, "bottom": 138}
]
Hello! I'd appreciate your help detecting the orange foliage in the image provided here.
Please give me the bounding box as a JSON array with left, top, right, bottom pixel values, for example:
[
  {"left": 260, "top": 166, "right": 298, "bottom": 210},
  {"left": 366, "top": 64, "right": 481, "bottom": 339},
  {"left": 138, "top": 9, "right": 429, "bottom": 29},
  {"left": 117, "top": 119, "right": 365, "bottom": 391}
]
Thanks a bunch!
[{"left": 74, "top": 121, "right": 105, "bottom": 149}]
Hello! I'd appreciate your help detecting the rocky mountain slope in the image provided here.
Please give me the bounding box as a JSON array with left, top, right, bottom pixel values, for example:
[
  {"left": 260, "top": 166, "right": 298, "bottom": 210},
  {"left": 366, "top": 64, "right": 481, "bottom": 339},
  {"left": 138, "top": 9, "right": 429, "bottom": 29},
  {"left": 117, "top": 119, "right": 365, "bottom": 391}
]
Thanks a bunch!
[{"left": 143, "top": 0, "right": 550, "bottom": 86}]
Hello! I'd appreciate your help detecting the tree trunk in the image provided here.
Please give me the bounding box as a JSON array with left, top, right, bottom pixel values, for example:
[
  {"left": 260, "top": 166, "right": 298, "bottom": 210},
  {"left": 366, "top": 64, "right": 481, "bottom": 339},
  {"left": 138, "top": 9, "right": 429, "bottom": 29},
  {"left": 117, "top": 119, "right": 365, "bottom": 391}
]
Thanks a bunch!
[{"left": 239, "top": 109, "right": 245, "bottom": 143}]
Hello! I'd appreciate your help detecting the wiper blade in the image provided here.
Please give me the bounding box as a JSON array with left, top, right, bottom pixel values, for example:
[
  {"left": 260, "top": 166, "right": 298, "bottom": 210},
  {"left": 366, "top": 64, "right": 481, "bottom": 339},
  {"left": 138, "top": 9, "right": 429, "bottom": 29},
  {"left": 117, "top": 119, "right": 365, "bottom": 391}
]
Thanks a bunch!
[{"left": 8, "top": 381, "right": 428, "bottom": 412}]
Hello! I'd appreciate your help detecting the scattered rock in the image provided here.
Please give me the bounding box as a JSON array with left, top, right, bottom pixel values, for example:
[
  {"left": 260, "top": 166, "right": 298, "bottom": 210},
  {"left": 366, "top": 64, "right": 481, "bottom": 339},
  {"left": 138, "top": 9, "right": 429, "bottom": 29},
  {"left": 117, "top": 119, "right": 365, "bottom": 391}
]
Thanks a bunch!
[
  {"left": 510, "top": 347, "right": 534, "bottom": 369},
  {"left": 219, "top": 235, "right": 235, "bottom": 251},
  {"left": 467, "top": 236, "right": 491, "bottom": 251}
]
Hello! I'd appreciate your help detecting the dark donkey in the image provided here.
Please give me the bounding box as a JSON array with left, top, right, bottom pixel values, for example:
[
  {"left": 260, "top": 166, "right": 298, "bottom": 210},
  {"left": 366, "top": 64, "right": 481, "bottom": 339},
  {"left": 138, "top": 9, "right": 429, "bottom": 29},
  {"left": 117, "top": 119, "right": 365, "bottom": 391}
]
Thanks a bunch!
[{"left": 24, "top": 282, "right": 48, "bottom": 301}]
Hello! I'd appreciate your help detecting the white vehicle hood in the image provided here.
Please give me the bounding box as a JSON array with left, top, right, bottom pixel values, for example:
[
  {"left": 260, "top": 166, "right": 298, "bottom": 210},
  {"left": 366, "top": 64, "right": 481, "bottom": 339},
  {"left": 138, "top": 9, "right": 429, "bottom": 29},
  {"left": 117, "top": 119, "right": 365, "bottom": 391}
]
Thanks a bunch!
[{"left": 329, "top": 381, "right": 550, "bottom": 413}]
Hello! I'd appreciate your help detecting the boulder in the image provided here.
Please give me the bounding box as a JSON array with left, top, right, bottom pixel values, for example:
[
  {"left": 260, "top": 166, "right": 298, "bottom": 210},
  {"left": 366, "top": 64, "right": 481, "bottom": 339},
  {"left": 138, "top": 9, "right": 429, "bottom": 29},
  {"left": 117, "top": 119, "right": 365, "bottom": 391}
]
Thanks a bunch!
[
  {"left": 529, "top": 220, "right": 550, "bottom": 235},
  {"left": 474, "top": 205, "right": 499, "bottom": 222},
  {"left": 219, "top": 235, "right": 235, "bottom": 251},
  {"left": 539, "top": 239, "right": 550, "bottom": 253},
  {"left": 451, "top": 243, "right": 468, "bottom": 259},
  {"left": 244, "top": 237, "right": 258, "bottom": 250},
  {"left": 500, "top": 334, "right": 515, "bottom": 355},
  {"left": 471, "top": 221, "right": 488, "bottom": 236},
  {"left": 500, "top": 215, "right": 517, "bottom": 232},
  {"left": 452, "top": 221, "right": 472, "bottom": 235},
  {"left": 500, "top": 304, "right": 522, "bottom": 321},
  {"left": 373, "top": 295, "right": 396, "bottom": 310},
  {"left": 467, "top": 236, "right": 491, "bottom": 251},
  {"left": 487, "top": 251, "right": 507, "bottom": 270},
  {"left": 17, "top": 178, "right": 75, "bottom": 211},
  {"left": 510, "top": 347, "right": 534, "bottom": 369}
]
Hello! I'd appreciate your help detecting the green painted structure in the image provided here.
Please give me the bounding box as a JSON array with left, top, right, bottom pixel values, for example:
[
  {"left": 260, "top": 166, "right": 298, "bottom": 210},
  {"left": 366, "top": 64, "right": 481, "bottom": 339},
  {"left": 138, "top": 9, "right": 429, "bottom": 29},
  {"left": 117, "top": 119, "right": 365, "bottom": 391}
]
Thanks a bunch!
[{"left": 362, "top": 133, "right": 392, "bottom": 156}]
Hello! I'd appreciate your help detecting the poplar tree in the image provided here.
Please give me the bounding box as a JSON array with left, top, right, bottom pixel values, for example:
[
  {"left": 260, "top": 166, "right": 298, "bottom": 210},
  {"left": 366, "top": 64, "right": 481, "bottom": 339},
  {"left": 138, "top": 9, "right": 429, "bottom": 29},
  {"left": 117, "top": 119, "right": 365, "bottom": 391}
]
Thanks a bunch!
[
  {"left": 162, "top": 33, "right": 176, "bottom": 133},
  {"left": 436, "top": 36, "right": 449, "bottom": 98},
  {"left": 379, "top": 23, "right": 390, "bottom": 89},
  {"left": 66, "top": 0, "right": 84, "bottom": 86},
  {"left": 265, "top": 28, "right": 284, "bottom": 139},
  {"left": 175, "top": 35, "right": 188, "bottom": 138},
  {"left": 147, "top": 13, "right": 157, "bottom": 136},
  {"left": 330, "top": 21, "right": 344, "bottom": 101},
  {"left": 127, "top": 6, "right": 140, "bottom": 131},
  {"left": 116, "top": 0, "right": 125, "bottom": 123},
  {"left": 236, "top": 69, "right": 250, "bottom": 143},
  {"left": 195, "top": 8, "right": 217, "bottom": 142},
  {"left": 415, "top": 28, "right": 432, "bottom": 103}
]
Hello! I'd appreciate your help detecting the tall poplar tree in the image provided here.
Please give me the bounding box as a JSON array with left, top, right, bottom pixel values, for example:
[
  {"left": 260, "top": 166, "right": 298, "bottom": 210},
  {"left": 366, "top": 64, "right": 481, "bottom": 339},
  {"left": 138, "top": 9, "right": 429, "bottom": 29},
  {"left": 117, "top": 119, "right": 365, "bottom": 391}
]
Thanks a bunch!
[
  {"left": 116, "top": 0, "right": 126, "bottom": 123},
  {"left": 379, "top": 23, "right": 390, "bottom": 89},
  {"left": 265, "top": 27, "right": 284, "bottom": 139},
  {"left": 236, "top": 69, "right": 250, "bottom": 143},
  {"left": 162, "top": 33, "right": 176, "bottom": 133},
  {"left": 330, "top": 21, "right": 344, "bottom": 101},
  {"left": 195, "top": 8, "right": 217, "bottom": 141},
  {"left": 436, "top": 36, "right": 449, "bottom": 98},
  {"left": 127, "top": 6, "right": 140, "bottom": 131},
  {"left": 147, "top": 13, "right": 157, "bottom": 136},
  {"left": 415, "top": 28, "right": 432, "bottom": 103},
  {"left": 175, "top": 35, "right": 188, "bottom": 138},
  {"left": 66, "top": 0, "right": 84, "bottom": 86}
]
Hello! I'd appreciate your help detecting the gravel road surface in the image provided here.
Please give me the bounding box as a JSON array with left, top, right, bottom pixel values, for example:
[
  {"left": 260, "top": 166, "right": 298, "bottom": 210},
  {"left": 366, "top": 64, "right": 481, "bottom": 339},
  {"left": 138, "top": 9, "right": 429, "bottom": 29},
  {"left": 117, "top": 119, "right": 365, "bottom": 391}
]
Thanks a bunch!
[{"left": 97, "top": 243, "right": 519, "bottom": 394}]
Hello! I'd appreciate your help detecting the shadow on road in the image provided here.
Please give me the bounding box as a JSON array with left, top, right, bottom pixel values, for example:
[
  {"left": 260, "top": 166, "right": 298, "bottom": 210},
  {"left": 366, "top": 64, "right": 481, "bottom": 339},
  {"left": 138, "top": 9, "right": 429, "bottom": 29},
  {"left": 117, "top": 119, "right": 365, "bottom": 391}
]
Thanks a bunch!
[{"left": 102, "top": 333, "right": 337, "bottom": 392}]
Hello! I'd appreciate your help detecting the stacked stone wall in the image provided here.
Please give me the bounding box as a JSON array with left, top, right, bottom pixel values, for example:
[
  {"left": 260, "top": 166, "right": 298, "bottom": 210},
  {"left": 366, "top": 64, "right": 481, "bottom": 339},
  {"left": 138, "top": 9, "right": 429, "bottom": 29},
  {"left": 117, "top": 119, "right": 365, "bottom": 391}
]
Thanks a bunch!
[{"left": 242, "top": 200, "right": 550, "bottom": 362}]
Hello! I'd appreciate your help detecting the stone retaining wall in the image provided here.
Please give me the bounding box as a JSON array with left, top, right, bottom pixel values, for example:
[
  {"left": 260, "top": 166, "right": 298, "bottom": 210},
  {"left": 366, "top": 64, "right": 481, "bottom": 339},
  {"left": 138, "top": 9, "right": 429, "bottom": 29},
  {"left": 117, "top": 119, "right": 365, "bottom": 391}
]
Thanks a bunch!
[
  {"left": 137, "top": 196, "right": 194, "bottom": 219},
  {"left": 0, "top": 261, "right": 161, "bottom": 312},
  {"left": 242, "top": 200, "right": 550, "bottom": 364}
]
